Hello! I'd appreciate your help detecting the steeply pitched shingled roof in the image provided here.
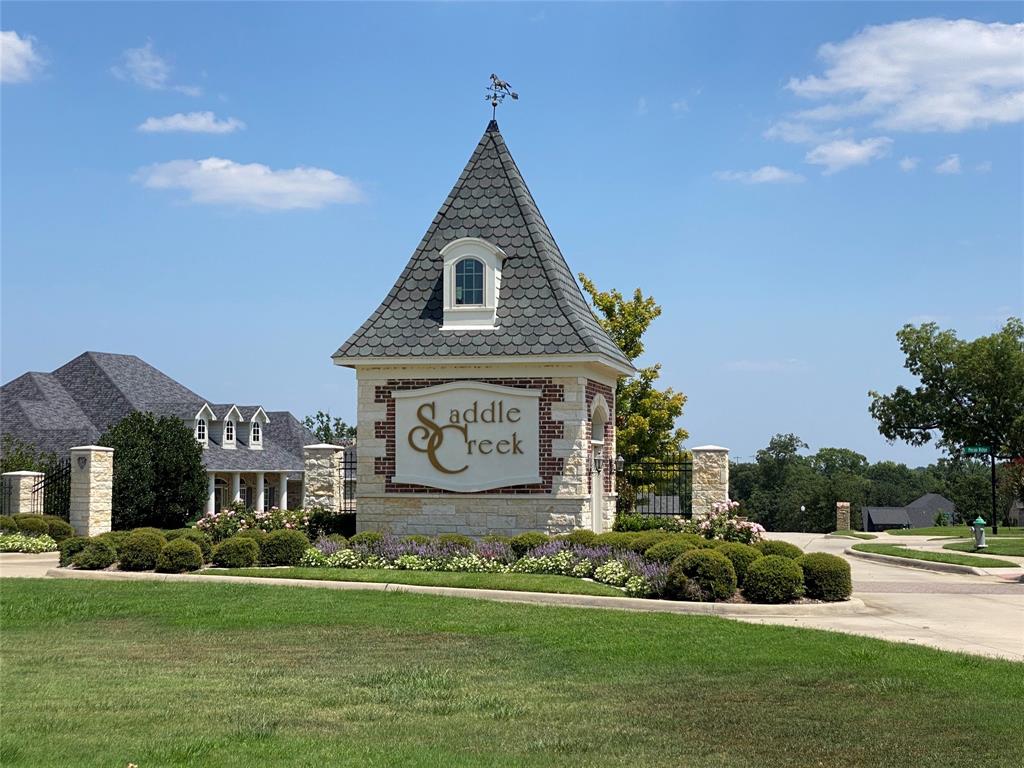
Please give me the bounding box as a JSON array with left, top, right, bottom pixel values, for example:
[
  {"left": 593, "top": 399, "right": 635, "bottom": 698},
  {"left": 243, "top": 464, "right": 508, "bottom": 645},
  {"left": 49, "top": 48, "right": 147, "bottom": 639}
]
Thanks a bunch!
[{"left": 334, "top": 121, "right": 633, "bottom": 371}]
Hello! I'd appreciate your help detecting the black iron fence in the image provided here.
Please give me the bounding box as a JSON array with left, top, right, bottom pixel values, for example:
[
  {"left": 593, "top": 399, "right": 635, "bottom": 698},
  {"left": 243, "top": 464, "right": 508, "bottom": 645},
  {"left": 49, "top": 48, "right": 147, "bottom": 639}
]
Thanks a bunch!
[
  {"left": 30, "top": 458, "right": 72, "bottom": 519},
  {"left": 616, "top": 458, "right": 693, "bottom": 518},
  {"left": 337, "top": 448, "right": 357, "bottom": 515},
  {"left": 0, "top": 479, "right": 11, "bottom": 516}
]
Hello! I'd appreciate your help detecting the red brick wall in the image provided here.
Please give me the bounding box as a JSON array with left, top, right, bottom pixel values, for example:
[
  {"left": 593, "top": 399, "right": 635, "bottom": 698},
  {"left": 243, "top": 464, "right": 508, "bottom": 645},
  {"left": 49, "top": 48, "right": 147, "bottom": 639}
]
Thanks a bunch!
[
  {"left": 585, "top": 379, "right": 616, "bottom": 493},
  {"left": 374, "top": 378, "right": 565, "bottom": 494}
]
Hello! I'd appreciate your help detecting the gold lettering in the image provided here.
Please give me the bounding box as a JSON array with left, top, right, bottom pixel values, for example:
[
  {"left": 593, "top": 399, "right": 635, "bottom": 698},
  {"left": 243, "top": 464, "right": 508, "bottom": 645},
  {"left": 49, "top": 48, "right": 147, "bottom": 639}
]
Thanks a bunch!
[
  {"left": 507, "top": 407, "right": 520, "bottom": 423},
  {"left": 478, "top": 440, "right": 493, "bottom": 455},
  {"left": 407, "top": 402, "right": 469, "bottom": 474},
  {"left": 496, "top": 439, "right": 510, "bottom": 454}
]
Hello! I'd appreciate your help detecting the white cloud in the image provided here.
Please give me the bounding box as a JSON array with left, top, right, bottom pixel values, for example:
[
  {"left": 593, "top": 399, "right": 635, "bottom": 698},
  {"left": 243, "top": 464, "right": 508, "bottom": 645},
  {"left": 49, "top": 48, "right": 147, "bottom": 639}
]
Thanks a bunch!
[
  {"left": 138, "top": 111, "right": 245, "bottom": 134},
  {"left": 899, "top": 156, "right": 920, "bottom": 172},
  {"left": 975, "top": 160, "right": 992, "bottom": 173},
  {"left": 714, "top": 166, "right": 806, "bottom": 184},
  {"left": 805, "top": 137, "right": 892, "bottom": 174},
  {"left": 786, "top": 19, "right": 1024, "bottom": 132},
  {"left": 635, "top": 97, "right": 648, "bottom": 117},
  {"left": 671, "top": 98, "right": 689, "bottom": 114},
  {"left": 112, "top": 41, "right": 201, "bottom": 95},
  {"left": 134, "top": 157, "right": 363, "bottom": 210},
  {"left": 1, "top": 30, "right": 44, "bottom": 83},
  {"left": 762, "top": 120, "right": 852, "bottom": 145},
  {"left": 935, "top": 154, "right": 961, "bottom": 174}
]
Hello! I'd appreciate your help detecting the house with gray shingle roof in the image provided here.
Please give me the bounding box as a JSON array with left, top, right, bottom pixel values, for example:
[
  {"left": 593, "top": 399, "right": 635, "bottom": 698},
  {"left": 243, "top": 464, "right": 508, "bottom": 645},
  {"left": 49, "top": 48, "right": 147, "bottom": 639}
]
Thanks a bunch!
[
  {"left": 861, "top": 493, "right": 956, "bottom": 531},
  {"left": 1, "top": 351, "right": 317, "bottom": 514}
]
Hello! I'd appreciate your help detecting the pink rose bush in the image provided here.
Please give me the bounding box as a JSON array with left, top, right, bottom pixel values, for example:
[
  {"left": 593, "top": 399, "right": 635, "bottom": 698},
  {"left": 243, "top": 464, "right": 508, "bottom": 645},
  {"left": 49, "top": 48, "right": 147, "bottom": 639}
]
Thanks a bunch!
[{"left": 696, "top": 499, "right": 765, "bottom": 545}]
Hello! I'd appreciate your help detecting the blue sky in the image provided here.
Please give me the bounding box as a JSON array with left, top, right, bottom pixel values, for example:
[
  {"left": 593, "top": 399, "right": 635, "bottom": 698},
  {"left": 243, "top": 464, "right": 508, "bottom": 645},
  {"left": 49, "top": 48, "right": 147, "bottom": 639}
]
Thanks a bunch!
[{"left": 2, "top": 2, "right": 1022, "bottom": 466}]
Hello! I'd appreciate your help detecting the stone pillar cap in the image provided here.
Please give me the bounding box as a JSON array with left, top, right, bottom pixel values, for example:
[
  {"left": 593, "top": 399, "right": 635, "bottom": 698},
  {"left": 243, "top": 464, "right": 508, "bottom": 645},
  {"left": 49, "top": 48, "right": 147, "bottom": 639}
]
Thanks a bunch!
[
  {"left": 2, "top": 470, "right": 45, "bottom": 476},
  {"left": 691, "top": 444, "right": 729, "bottom": 452},
  {"left": 304, "top": 443, "right": 344, "bottom": 451},
  {"left": 70, "top": 445, "right": 114, "bottom": 452}
]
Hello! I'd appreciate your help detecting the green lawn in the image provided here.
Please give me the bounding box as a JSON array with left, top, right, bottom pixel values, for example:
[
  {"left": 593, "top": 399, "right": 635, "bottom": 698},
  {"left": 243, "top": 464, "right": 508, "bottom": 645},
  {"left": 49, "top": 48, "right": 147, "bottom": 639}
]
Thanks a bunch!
[
  {"left": 830, "top": 530, "right": 877, "bottom": 540},
  {"left": 3, "top": 580, "right": 1024, "bottom": 767},
  {"left": 943, "top": 539, "right": 1024, "bottom": 558},
  {"left": 201, "top": 567, "right": 625, "bottom": 597},
  {"left": 885, "top": 526, "right": 1024, "bottom": 537},
  {"left": 852, "top": 543, "right": 1019, "bottom": 568}
]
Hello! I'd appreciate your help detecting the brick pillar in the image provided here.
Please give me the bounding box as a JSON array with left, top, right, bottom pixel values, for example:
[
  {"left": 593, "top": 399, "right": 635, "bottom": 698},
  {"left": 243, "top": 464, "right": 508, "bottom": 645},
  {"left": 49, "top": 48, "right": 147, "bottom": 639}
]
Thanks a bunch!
[
  {"left": 2, "top": 471, "right": 44, "bottom": 515},
  {"left": 303, "top": 444, "right": 342, "bottom": 512},
  {"left": 836, "top": 502, "right": 851, "bottom": 531},
  {"left": 69, "top": 446, "right": 113, "bottom": 537},
  {"left": 691, "top": 445, "right": 730, "bottom": 519}
]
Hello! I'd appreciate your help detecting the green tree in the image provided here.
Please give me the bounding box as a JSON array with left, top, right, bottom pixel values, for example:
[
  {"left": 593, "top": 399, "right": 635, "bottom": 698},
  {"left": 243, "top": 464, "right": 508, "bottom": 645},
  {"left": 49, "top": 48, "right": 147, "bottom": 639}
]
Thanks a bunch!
[
  {"left": 303, "top": 411, "right": 356, "bottom": 444},
  {"left": 99, "top": 412, "right": 207, "bottom": 529},
  {"left": 0, "top": 435, "right": 60, "bottom": 474},
  {"left": 578, "top": 274, "right": 687, "bottom": 461}
]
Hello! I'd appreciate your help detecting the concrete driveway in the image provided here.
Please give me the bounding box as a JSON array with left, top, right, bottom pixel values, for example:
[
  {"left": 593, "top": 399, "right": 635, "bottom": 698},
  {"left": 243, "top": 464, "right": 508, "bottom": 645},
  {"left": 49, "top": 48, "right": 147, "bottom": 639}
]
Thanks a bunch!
[{"left": 0, "top": 552, "right": 59, "bottom": 578}]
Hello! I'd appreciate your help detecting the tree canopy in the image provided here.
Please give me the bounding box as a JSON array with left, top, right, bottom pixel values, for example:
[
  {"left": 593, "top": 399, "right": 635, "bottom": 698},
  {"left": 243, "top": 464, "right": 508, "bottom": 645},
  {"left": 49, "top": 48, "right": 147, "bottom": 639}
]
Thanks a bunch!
[
  {"left": 579, "top": 274, "right": 687, "bottom": 461},
  {"left": 303, "top": 412, "right": 356, "bottom": 444}
]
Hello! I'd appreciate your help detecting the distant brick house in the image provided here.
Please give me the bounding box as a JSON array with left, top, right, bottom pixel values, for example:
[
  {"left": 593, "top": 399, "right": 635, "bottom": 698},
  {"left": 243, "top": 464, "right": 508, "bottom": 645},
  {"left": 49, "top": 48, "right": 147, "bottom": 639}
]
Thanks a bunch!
[{"left": 0, "top": 351, "right": 317, "bottom": 514}]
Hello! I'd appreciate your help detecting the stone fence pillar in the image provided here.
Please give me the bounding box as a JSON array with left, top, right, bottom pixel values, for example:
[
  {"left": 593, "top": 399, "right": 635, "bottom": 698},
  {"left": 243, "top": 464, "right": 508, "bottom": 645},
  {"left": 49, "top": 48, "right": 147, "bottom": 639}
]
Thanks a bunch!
[
  {"left": 691, "top": 445, "right": 730, "bottom": 519},
  {"left": 835, "top": 502, "right": 851, "bottom": 531},
  {"left": 303, "top": 444, "right": 342, "bottom": 512},
  {"left": 69, "top": 446, "right": 113, "bottom": 537},
  {"left": 2, "top": 471, "right": 44, "bottom": 515}
]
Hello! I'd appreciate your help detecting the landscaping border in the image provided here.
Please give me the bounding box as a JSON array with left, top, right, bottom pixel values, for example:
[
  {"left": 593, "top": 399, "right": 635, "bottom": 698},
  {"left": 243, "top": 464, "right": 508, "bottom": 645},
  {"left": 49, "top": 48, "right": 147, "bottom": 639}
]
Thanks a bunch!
[
  {"left": 45, "top": 568, "right": 868, "bottom": 617},
  {"left": 844, "top": 546, "right": 1004, "bottom": 576}
]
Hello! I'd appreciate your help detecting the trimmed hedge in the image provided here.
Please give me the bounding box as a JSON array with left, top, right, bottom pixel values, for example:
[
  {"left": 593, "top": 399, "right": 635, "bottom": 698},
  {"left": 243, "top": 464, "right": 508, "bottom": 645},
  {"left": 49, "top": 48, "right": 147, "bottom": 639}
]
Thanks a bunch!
[
  {"left": 118, "top": 530, "right": 166, "bottom": 571},
  {"left": 402, "top": 534, "right": 432, "bottom": 545},
  {"left": 557, "top": 530, "right": 598, "bottom": 547},
  {"left": 165, "top": 528, "right": 212, "bottom": 561},
  {"left": 626, "top": 531, "right": 672, "bottom": 554},
  {"left": 756, "top": 540, "right": 804, "bottom": 560},
  {"left": 41, "top": 516, "right": 75, "bottom": 542},
  {"left": 59, "top": 536, "right": 90, "bottom": 567},
  {"left": 797, "top": 553, "right": 852, "bottom": 601},
  {"left": 716, "top": 542, "right": 763, "bottom": 587},
  {"left": 437, "top": 533, "right": 475, "bottom": 551},
  {"left": 0, "top": 516, "right": 18, "bottom": 533},
  {"left": 666, "top": 549, "right": 737, "bottom": 602},
  {"left": 14, "top": 516, "right": 48, "bottom": 536},
  {"left": 644, "top": 538, "right": 698, "bottom": 564},
  {"left": 509, "top": 532, "right": 550, "bottom": 558},
  {"left": 156, "top": 539, "right": 203, "bottom": 573},
  {"left": 613, "top": 513, "right": 683, "bottom": 532},
  {"left": 743, "top": 555, "right": 804, "bottom": 604},
  {"left": 593, "top": 532, "right": 637, "bottom": 551},
  {"left": 93, "top": 531, "right": 131, "bottom": 555},
  {"left": 212, "top": 536, "right": 260, "bottom": 568},
  {"left": 72, "top": 540, "right": 117, "bottom": 570},
  {"left": 260, "top": 530, "right": 310, "bottom": 566},
  {"left": 348, "top": 531, "right": 383, "bottom": 547}
]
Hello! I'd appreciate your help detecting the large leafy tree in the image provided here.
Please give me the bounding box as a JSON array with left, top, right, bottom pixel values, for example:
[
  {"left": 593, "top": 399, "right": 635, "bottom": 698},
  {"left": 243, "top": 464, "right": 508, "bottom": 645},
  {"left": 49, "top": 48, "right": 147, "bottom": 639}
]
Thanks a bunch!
[
  {"left": 303, "top": 411, "right": 356, "bottom": 444},
  {"left": 579, "top": 274, "right": 687, "bottom": 461},
  {"left": 99, "top": 412, "right": 207, "bottom": 529}
]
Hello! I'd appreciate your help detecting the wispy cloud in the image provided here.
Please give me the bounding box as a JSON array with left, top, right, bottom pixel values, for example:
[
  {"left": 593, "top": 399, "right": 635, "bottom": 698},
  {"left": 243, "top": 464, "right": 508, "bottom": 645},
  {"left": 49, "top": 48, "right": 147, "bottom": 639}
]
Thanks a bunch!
[
  {"left": 724, "top": 359, "right": 805, "bottom": 373},
  {"left": 805, "top": 137, "right": 892, "bottom": 174},
  {"left": 1, "top": 30, "right": 45, "bottom": 83},
  {"left": 671, "top": 99, "right": 689, "bottom": 115},
  {"left": 898, "top": 156, "right": 920, "bottom": 172},
  {"left": 635, "top": 97, "right": 648, "bottom": 117},
  {"left": 763, "top": 120, "right": 849, "bottom": 145},
  {"left": 934, "top": 154, "right": 961, "bottom": 174},
  {"left": 138, "top": 111, "right": 245, "bottom": 134},
  {"left": 134, "top": 157, "right": 363, "bottom": 210},
  {"left": 714, "top": 166, "right": 805, "bottom": 184},
  {"left": 112, "top": 41, "right": 201, "bottom": 96}
]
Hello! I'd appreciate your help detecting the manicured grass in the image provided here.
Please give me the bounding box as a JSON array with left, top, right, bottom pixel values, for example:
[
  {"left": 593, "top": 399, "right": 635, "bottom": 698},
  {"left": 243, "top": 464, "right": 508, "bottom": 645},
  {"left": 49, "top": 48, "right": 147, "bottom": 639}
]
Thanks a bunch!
[
  {"left": 830, "top": 530, "right": 877, "bottom": 540},
  {"left": 852, "top": 543, "right": 1019, "bottom": 568},
  {"left": 943, "top": 539, "right": 1024, "bottom": 558},
  {"left": 885, "top": 526, "right": 1024, "bottom": 537},
  {"left": 201, "top": 567, "right": 626, "bottom": 597},
  {"left": 2, "top": 579, "right": 1022, "bottom": 767}
]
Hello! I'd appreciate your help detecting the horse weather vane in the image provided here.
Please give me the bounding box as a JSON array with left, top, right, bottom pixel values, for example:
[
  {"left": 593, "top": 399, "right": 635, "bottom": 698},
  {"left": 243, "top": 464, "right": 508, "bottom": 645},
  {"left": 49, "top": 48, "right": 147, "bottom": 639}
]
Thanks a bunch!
[{"left": 486, "top": 74, "right": 518, "bottom": 120}]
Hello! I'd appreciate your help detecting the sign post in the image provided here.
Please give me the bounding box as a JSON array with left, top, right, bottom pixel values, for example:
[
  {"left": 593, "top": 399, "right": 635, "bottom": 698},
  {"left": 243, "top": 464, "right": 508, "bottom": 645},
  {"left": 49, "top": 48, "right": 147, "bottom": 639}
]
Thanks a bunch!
[{"left": 964, "top": 446, "right": 997, "bottom": 535}]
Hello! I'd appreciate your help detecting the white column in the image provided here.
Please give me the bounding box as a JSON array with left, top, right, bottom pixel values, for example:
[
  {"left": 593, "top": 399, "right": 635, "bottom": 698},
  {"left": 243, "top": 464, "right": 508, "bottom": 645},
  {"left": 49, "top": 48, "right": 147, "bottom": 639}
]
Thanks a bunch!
[
  {"left": 206, "top": 474, "right": 216, "bottom": 515},
  {"left": 591, "top": 467, "right": 604, "bottom": 534},
  {"left": 231, "top": 472, "right": 241, "bottom": 503},
  {"left": 279, "top": 473, "right": 289, "bottom": 510},
  {"left": 255, "top": 472, "right": 265, "bottom": 512}
]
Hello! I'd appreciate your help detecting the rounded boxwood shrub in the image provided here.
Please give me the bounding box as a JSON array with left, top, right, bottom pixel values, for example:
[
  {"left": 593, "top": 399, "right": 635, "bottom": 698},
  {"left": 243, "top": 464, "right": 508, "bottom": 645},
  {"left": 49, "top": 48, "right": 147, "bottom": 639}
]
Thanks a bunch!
[
  {"left": 509, "top": 532, "right": 550, "bottom": 557},
  {"left": 716, "top": 542, "right": 763, "bottom": 587},
  {"left": 626, "top": 530, "right": 672, "bottom": 554},
  {"left": 593, "top": 532, "right": 638, "bottom": 551},
  {"left": 557, "top": 529, "right": 598, "bottom": 547},
  {"left": 437, "top": 533, "right": 475, "bottom": 551},
  {"left": 41, "top": 516, "right": 75, "bottom": 542},
  {"left": 349, "top": 530, "right": 383, "bottom": 547},
  {"left": 669, "top": 549, "right": 738, "bottom": 602},
  {"left": 156, "top": 539, "right": 203, "bottom": 573},
  {"left": 212, "top": 536, "right": 260, "bottom": 568},
  {"left": 323, "top": 533, "right": 348, "bottom": 545},
  {"left": 94, "top": 530, "right": 131, "bottom": 555},
  {"left": 0, "top": 515, "right": 17, "bottom": 533},
  {"left": 59, "top": 535, "right": 90, "bottom": 567},
  {"left": 644, "top": 537, "right": 697, "bottom": 564},
  {"left": 260, "top": 529, "right": 310, "bottom": 566},
  {"left": 72, "top": 540, "right": 117, "bottom": 570},
  {"left": 402, "top": 534, "right": 431, "bottom": 545},
  {"left": 743, "top": 555, "right": 804, "bottom": 604},
  {"left": 14, "top": 516, "right": 49, "bottom": 536},
  {"left": 118, "top": 530, "right": 166, "bottom": 571},
  {"left": 131, "top": 526, "right": 167, "bottom": 540},
  {"left": 755, "top": 540, "right": 803, "bottom": 560},
  {"left": 482, "top": 533, "right": 511, "bottom": 545},
  {"left": 797, "top": 552, "right": 852, "bottom": 601},
  {"left": 165, "top": 528, "right": 212, "bottom": 561}
]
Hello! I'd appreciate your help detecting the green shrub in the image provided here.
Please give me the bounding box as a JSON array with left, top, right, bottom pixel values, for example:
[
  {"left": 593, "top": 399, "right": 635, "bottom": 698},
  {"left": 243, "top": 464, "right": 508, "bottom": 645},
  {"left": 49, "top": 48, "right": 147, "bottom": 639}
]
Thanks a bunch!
[
  {"left": 756, "top": 540, "right": 803, "bottom": 560},
  {"left": 613, "top": 513, "right": 683, "bottom": 532},
  {"left": 307, "top": 507, "right": 356, "bottom": 538},
  {"left": 797, "top": 553, "right": 852, "bottom": 601},
  {"left": 323, "top": 533, "right": 349, "bottom": 545},
  {"left": 59, "top": 536, "right": 90, "bottom": 567},
  {"left": 165, "top": 529, "right": 212, "bottom": 561},
  {"left": 675, "top": 533, "right": 716, "bottom": 549},
  {"left": 0, "top": 516, "right": 17, "bottom": 533},
  {"left": 93, "top": 530, "right": 131, "bottom": 555},
  {"left": 14, "top": 516, "right": 48, "bottom": 536},
  {"left": 72, "top": 540, "right": 117, "bottom": 570},
  {"left": 666, "top": 549, "right": 737, "bottom": 602},
  {"left": 349, "top": 530, "right": 383, "bottom": 547},
  {"left": 594, "top": 532, "right": 637, "bottom": 551},
  {"left": 118, "top": 530, "right": 166, "bottom": 571},
  {"left": 402, "top": 534, "right": 431, "bottom": 545},
  {"left": 743, "top": 555, "right": 804, "bottom": 604},
  {"left": 437, "top": 533, "right": 475, "bottom": 550},
  {"left": 626, "top": 530, "right": 672, "bottom": 554},
  {"left": 156, "top": 539, "right": 203, "bottom": 573},
  {"left": 41, "top": 516, "right": 75, "bottom": 542},
  {"left": 234, "top": 529, "right": 266, "bottom": 544},
  {"left": 716, "top": 542, "right": 763, "bottom": 587},
  {"left": 482, "top": 534, "right": 511, "bottom": 545},
  {"left": 557, "top": 529, "right": 599, "bottom": 547},
  {"left": 212, "top": 536, "right": 260, "bottom": 568},
  {"left": 260, "top": 529, "right": 310, "bottom": 566},
  {"left": 0, "top": 532, "right": 58, "bottom": 553},
  {"left": 509, "top": 532, "right": 550, "bottom": 557},
  {"left": 644, "top": 538, "right": 698, "bottom": 563},
  {"left": 131, "top": 526, "right": 166, "bottom": 540}
]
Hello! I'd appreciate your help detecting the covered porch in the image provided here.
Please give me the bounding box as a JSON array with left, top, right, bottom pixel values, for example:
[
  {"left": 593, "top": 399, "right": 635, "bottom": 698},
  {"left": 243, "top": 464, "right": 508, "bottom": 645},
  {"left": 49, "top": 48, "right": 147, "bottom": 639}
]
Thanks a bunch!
[{"left": 205, "top": 471, "right": 304, "bottom": 515}]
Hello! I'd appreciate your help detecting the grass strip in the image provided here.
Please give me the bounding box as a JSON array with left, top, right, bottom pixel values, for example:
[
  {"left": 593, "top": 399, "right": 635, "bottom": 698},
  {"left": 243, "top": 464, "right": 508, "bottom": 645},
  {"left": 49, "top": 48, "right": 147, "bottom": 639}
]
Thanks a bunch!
[
  {"left": 852, "top": 543, "right": 1018, "bottom": 568},
  {"left": 885, "top": 526, "right": 1024, "bottom": 538},
  {"left": 830, "top": 530, "right": 877, "bottom": 540},
  {"left": 942, "top": 539, "right": 1024, "bottom": 558}
]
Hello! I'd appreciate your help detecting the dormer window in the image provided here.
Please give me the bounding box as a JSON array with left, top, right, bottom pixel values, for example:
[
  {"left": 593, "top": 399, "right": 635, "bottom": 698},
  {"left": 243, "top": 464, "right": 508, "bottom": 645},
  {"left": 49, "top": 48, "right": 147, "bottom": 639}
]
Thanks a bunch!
[
  {"left": 195, "top": 418, "right": 207, "bottom": 444},
  {"left": 225, "top": 420, "right": 235, "bottom": 446},
  {"left": 441, "top": 238, "right": 503, "bottom": 330},
  {"left": 251, "top": 420, "right": 261, "bottom": 446}
]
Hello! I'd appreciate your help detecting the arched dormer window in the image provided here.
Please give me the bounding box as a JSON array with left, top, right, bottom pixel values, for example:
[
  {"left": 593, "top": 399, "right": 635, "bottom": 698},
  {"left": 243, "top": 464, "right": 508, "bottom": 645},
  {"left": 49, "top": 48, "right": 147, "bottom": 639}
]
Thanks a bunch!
[
  {"left": 225, "top": 420, "right": 235, "bottom": 445},
  {"left": 251, "top": 420, "right": 262, "bottom": 446},
  {"left": 195, "top": 418, "right": 207, "bottom": 444},
  {"left": 441, "top": 238, "right": 504, "bottom": 330}
]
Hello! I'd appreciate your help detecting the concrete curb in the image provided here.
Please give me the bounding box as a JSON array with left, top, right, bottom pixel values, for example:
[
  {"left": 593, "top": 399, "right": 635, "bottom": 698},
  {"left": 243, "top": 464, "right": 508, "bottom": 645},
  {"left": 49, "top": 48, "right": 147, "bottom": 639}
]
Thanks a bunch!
[
  {"left": 45, "top": 568, "right": 869, "bottom": 617},
  {"left": 845, "top": 546, "right": 991, "bottom": 576}
]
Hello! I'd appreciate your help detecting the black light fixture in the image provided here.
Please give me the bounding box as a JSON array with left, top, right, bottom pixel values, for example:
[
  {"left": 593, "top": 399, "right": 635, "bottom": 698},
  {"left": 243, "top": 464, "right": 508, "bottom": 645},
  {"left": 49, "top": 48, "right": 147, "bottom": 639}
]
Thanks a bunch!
[{"left": 592, "top": 453, "right": 605, "bottom": 474}]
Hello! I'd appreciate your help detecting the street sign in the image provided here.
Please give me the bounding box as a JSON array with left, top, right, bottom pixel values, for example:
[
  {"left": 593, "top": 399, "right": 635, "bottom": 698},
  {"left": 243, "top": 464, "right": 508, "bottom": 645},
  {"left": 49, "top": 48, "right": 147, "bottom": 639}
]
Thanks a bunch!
[{"left": 964, "top": 446, "right": 990, "bottom": 455}]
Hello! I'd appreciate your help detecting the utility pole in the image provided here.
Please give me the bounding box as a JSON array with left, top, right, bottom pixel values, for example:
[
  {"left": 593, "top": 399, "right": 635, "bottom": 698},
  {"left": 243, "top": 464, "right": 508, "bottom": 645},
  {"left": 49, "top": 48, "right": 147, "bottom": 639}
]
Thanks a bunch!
[{"left": 991, "top": 452, "right": 998, "bottom": 536}]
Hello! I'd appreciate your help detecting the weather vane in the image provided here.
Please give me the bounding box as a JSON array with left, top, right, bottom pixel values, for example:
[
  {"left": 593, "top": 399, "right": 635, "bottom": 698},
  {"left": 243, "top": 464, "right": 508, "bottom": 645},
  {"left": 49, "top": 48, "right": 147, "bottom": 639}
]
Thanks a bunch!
[{"left": 486, "top": 74, "right": 518, "bottom": 120}]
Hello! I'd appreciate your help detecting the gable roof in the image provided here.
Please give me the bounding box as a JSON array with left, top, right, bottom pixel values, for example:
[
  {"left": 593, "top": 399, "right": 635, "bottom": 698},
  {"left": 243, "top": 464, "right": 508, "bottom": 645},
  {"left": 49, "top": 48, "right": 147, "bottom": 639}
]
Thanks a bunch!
[
  {"left": 863, "top": 507, "right": 911, "bottom": 526},
  {"left": 333, "top": 121, "right": 633, "bottom": 373}
]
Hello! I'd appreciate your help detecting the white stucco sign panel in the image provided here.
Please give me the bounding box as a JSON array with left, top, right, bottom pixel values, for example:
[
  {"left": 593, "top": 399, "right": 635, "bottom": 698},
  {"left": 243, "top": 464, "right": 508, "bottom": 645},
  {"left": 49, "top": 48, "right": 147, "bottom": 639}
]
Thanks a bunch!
[{"left": 393, "top": 381, "right": 541, "bottom": 492}]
